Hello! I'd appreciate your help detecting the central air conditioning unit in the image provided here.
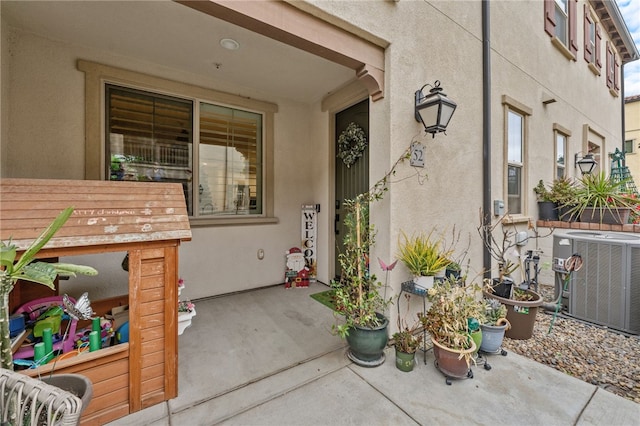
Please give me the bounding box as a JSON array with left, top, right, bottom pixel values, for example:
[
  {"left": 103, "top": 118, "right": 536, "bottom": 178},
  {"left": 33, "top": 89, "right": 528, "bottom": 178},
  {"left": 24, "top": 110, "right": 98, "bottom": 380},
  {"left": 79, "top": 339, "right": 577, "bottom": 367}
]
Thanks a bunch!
[{"left": 552, "top": 231, "right": 640, "bottom": 334}]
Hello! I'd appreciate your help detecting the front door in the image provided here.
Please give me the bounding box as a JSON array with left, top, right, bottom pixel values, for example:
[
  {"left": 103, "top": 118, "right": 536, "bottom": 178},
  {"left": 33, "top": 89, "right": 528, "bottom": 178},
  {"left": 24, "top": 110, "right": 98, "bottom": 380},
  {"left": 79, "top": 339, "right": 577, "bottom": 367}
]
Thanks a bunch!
[{"left": 334, "top": 99, "right": 369, "bottom": 279}]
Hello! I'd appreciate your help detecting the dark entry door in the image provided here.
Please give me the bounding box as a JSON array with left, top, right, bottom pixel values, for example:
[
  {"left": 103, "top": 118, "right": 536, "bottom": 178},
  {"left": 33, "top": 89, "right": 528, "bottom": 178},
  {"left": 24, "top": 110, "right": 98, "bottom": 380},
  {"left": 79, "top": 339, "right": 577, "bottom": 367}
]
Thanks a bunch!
[{"left": 334, "top": 99, "right": 369, "bottom": 278}]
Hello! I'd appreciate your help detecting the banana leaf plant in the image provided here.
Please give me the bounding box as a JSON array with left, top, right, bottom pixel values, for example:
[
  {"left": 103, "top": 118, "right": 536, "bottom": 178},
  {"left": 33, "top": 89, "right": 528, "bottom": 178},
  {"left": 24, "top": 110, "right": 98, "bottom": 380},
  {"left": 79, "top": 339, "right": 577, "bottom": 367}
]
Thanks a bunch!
[{"left": 0, "top": 207, "right": 98, "bottom": 370}]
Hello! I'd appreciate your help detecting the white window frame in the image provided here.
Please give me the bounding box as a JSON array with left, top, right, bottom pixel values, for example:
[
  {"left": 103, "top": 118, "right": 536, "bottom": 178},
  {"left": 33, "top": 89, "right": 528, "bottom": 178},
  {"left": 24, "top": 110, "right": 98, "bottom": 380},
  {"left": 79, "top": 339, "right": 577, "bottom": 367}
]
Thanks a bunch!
[
  {"left": 554, "top": 0, "right": 569, "bottom": 46},
  {"left": 502, "top": 96, "right": 532, "bottom": 219},
  {"left": 553, "top": 123, "right": 571, "bottom": 179}
]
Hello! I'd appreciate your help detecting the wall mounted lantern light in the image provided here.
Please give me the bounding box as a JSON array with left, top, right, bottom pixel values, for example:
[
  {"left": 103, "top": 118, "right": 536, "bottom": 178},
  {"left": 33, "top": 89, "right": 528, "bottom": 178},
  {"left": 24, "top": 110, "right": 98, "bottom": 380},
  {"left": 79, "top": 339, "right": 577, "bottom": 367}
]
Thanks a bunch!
[
  {"left": 574, "top": 152, "right": 597, "bottom": 175},
  {"left": 414, "top": 80, "right": 457, "bottom": 137}
]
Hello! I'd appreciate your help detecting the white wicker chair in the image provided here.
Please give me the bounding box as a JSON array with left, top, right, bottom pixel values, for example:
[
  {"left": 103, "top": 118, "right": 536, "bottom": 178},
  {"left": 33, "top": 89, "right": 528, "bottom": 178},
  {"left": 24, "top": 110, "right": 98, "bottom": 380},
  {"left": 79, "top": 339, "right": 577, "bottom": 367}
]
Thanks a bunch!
[{"left": 0, "top": 369, "right": 89, "bottom": 426}]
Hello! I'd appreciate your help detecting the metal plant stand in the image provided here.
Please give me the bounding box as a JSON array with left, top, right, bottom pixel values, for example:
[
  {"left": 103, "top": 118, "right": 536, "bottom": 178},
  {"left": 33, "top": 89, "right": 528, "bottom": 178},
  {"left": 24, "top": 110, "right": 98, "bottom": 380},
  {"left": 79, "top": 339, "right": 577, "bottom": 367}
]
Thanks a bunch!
[{"left": 397, "top": 281, "right": 430, "bottom": 364}]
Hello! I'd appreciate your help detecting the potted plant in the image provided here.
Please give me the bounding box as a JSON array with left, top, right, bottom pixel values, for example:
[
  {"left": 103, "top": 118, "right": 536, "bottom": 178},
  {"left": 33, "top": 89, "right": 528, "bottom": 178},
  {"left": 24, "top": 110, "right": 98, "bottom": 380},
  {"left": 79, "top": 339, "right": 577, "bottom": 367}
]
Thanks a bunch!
[
  {"left": 476, "top": 210, "right": 523, "bottom": 298},
  {"left": 533, "top": 179, "right": 558, "bottom": 221},
  {"left": 177, "top": 277, "right": 196, "bottom": 335},
  {"left": 564, "top": 172, "right": 639, "bottom": 224},
  {"left": 549, "top": 176, "right": 579, "bottom": 221},
  {"left": 391, "top": 294, "right": 421, "bottom": 372},
  {"left": 331, "top": 149, "right": 411, "bottom": 367},
  {"left": 479, "top": 297, "right": 510, "bottom": 354},
  {"left": 421, "top": 278, "right": 484, "bottom": 382},
  {"left": 483, "top": 282, "right": 543, "bottom": 340},
  {"left": 397, "top": 230, "right": 452, "bottom": 289},
  {"left": 477, "top": 210, "right": 546, "bottom": 340}
]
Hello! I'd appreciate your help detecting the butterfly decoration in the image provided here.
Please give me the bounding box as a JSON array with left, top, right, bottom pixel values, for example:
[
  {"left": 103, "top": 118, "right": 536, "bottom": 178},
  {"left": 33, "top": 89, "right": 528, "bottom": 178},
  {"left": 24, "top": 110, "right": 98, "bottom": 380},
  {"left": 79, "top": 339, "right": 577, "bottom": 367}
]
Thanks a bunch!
[
  {"left": 377, "top": 257, "right": 398, "bottom": 272},
  {"left": 63, "top": 292, "right": 94, "bottom": 320}
]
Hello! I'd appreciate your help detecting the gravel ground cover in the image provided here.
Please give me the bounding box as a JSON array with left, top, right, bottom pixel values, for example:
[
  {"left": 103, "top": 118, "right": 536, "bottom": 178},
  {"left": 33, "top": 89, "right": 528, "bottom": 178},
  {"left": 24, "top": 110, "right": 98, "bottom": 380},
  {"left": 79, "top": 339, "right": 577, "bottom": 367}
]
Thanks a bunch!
[{"left": 500, "top": 284, "right": 640, "bottom": 404}]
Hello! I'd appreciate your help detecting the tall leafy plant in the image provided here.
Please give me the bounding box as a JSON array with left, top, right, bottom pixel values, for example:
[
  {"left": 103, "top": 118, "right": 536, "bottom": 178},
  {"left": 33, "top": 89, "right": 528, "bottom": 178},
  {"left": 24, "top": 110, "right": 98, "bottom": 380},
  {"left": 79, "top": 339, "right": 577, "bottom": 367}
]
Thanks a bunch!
[
  {"left": 332, "top": 148, "right": 413, "bottom": 338},
  {"left": 0, "top": 207, "right": 98, "bottom": 369}
]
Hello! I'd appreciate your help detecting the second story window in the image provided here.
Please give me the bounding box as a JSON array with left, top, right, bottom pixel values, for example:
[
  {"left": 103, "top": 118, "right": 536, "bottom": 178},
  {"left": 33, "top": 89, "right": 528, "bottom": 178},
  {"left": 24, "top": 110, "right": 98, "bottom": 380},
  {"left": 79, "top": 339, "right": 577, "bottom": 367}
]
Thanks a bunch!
[
  {"left": 583, "top": 5, "right": 602, "bottom": 73},
  {"left": 554, "top": 0, "right": 568, "bottom": 45},
  {"left": 606, "top": 42, "right": 620, "bottom": 95},
  {"left": 544, "top": 0, "right": 578, "bottom": 59}
]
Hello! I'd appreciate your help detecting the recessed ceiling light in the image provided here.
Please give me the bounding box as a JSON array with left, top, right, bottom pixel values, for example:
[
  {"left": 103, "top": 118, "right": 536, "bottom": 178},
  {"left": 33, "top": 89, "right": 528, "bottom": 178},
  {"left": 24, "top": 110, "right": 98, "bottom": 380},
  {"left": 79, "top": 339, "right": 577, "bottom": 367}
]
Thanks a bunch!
[{"left": 220, "top": 38, "right": 240, "bottom": 51}]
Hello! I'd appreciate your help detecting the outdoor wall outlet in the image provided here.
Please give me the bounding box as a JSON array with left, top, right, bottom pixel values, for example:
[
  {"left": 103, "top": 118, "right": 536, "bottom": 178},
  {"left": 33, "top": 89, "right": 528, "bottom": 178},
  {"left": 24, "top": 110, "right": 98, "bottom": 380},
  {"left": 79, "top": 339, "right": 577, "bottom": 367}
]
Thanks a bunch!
[
  {"left": 493, "top": 200, "right": 504, "bottom": 216},
  {"left": 257, "top": 249, "right": 265, "bottom": 260}
]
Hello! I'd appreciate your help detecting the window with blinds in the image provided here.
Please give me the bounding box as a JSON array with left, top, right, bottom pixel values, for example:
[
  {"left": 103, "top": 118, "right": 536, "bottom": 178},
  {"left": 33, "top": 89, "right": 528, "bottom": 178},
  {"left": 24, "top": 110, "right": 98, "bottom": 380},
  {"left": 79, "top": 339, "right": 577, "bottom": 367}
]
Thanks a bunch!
[
  {"left": 106, "top": 85, "right": 263, "bottom": 217},
  {"left": 199, "top": 103, "right": 262, "bottom": 216}
]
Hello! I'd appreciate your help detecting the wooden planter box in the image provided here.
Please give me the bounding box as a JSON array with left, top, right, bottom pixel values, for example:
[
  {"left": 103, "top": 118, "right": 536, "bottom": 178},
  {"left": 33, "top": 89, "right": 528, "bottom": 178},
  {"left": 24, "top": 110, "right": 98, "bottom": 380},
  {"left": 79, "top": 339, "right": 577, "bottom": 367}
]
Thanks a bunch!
[{"left": 0, "top": 178, "right": 192, "bottom": 425}]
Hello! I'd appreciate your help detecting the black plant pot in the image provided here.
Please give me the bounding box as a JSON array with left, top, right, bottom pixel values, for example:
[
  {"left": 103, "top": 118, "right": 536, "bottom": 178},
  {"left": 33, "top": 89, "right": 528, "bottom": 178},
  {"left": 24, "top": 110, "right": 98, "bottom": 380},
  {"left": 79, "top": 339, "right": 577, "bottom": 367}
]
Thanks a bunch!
[
  {"left": 490, "top": 278, "right": 513, "bottom": 299},
  {"left": 537, "top": 201, "right": 558, "bottom": 221}
]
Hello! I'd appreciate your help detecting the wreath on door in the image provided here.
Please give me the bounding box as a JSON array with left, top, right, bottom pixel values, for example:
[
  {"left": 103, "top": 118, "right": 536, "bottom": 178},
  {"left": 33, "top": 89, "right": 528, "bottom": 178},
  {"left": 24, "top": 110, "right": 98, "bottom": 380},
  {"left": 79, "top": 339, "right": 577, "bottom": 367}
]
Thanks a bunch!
[{"left": 337, "top": 122, "right": 367, "bottom": 168}]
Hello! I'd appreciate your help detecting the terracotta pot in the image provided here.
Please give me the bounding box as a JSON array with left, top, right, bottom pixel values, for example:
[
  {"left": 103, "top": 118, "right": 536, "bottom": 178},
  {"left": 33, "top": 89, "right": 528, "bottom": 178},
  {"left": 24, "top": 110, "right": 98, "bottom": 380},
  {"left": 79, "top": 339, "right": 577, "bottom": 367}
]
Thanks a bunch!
[{"left": 431, "top": 337, "right": 476, "bottom": 379}]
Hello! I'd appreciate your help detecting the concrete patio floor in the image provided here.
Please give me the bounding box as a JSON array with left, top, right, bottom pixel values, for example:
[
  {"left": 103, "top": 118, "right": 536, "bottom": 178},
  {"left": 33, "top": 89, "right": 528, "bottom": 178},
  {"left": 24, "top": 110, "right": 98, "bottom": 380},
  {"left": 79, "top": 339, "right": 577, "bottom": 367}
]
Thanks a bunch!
[{"left": 107, "top": 282, "right": 639, "bottom": 426}]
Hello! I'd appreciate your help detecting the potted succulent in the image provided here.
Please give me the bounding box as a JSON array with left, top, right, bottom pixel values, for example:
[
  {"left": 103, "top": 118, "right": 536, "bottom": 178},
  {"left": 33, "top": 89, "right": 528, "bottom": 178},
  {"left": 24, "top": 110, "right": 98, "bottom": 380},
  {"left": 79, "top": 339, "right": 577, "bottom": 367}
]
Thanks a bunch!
[
  {"left": 479, "top": 297, "right": 510, "bottom": 354},
  {"left": 549, "top": 176, "right": 579, "bottom": 221},
  {"left": 397, "top": 230, "right": 452, "bottom": 290},
  {"left": 533, "top": 179, "right": 558, "bottom": 221},
  {"left": 421, "top": 278, "right": 484, "bottom": 381},
  {"left": 564, "top": 172, "right": 639, "bottom": 224}
]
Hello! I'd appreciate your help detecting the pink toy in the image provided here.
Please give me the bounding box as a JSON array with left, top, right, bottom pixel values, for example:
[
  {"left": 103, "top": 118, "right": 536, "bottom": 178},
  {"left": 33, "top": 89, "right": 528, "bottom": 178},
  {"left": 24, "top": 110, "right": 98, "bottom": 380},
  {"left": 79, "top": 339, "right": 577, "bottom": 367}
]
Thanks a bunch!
[{"left": 13, "top": 296, "right": 78, "bottom": 360}]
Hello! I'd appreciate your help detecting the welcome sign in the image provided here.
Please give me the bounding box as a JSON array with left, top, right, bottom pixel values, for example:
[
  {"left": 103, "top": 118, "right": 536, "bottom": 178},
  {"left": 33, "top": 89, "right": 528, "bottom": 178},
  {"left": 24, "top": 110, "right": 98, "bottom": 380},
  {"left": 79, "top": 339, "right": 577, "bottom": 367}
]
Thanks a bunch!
[{"left": 301, "top": 204, "right": 317, "bottom": 282}]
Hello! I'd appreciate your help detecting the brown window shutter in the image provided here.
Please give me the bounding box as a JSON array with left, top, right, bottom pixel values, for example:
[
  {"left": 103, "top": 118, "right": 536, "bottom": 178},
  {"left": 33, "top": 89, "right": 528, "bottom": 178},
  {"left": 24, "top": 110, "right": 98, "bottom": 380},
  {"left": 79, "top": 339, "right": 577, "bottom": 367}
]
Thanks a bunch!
[
  {"left": 584, "top": 5, "right": 592, "bottom": 62},
  {"left": 606, "top": 42, "right": 613, "bottom": 88},
  {"left": 569, "top": 0, "right": 578, "bottom": 57},
  {"left": 544, "top": 0, "right": 556, "bottom": 36},
  {"left": 614, "top": 59, "right": 620, "bottom": 91},
  {"left": 595, "top": 25, "right": 602, "bottom": 70}
]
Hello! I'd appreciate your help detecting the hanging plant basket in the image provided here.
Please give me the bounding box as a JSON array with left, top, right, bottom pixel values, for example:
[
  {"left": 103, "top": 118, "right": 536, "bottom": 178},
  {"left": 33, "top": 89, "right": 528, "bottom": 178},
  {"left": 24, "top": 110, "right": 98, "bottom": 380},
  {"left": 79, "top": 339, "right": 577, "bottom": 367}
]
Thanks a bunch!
[{"left": 337, "top": 122, "right": 367, "bottom": 168}]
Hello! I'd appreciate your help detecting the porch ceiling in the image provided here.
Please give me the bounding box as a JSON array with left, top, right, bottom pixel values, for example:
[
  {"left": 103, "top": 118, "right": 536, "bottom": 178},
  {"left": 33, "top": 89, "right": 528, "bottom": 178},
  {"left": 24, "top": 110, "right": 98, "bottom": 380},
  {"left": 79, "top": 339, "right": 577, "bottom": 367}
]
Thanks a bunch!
[{"left": 1, "top": 0, "right": 355, "bottom": 103}]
